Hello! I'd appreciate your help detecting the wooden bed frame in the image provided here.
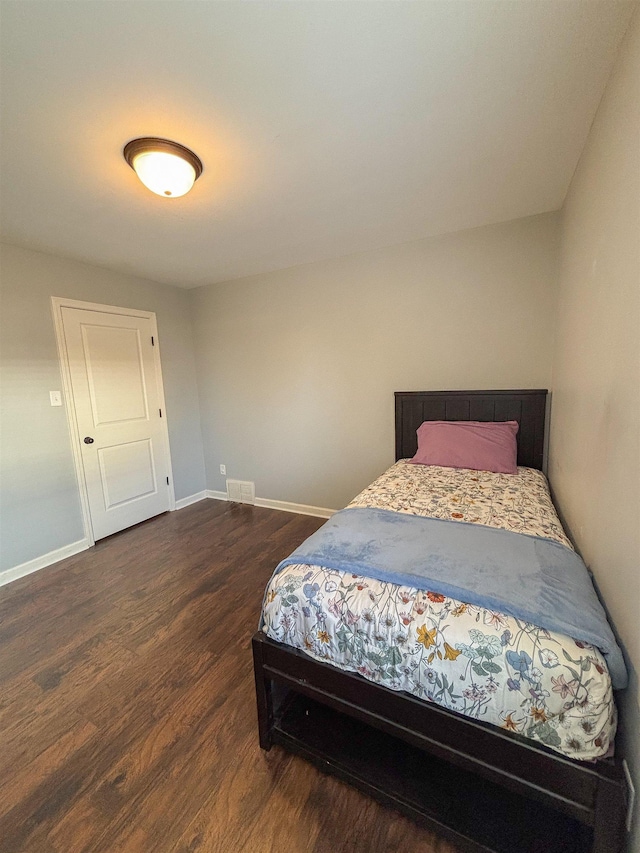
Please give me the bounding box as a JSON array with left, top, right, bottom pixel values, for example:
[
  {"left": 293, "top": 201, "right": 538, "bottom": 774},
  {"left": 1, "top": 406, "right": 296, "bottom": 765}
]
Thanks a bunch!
[{"left": 252, "top": 390, "right": 628, "bottom": 853}]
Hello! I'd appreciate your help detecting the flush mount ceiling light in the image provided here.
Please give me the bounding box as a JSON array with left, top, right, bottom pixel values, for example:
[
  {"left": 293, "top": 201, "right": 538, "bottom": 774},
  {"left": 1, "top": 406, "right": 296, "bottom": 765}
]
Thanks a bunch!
[{"left": 123, "top": 137, "right": 203, "bottom": 198}]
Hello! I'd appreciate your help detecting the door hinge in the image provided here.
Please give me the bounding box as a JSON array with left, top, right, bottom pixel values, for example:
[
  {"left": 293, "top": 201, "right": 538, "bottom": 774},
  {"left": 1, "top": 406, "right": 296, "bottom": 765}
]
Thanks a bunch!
[
  {"left": 159, "top": 408, "right": 162, "bottom": 417},
  {"left": 151, "top": 336, "right": 155, "bottom": 346},
  {"left": 166, "top": 476, "right": 170, "bottom": 485}
]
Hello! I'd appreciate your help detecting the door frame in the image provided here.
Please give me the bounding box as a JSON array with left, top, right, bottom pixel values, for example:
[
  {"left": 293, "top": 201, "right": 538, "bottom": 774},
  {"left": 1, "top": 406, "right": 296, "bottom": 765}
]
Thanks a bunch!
[{"left": 51, "top": 296, "right": 176, "bottom": 547}]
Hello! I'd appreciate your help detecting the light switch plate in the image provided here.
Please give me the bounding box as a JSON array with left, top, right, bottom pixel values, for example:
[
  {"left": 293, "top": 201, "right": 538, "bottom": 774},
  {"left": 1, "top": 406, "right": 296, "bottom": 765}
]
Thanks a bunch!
[{"left": 50, "top": 391, "right": 62, "bottom": 406}]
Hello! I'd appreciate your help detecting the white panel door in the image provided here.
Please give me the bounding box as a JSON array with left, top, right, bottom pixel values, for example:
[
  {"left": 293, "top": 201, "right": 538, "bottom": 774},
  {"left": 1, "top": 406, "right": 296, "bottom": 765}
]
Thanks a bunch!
[{"left": 61, "top": 306, "right": 171, "bottom": 540}]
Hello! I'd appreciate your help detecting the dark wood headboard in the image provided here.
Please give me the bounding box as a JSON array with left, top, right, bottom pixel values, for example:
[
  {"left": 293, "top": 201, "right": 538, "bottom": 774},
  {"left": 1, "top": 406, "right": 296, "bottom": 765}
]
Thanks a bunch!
[{"left": 395, "top": 390, "right": 548, "bottom": 470}]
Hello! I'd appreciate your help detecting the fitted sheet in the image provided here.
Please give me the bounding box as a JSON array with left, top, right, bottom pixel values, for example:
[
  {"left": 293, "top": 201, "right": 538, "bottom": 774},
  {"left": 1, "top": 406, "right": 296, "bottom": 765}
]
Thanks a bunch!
[{"left": 262, "top": 462, "right": 616, "bottom": 761}]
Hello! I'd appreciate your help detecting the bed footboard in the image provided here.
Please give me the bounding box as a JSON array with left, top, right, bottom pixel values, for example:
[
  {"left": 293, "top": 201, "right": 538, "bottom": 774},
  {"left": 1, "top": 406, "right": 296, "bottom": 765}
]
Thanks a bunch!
[
  {"left": 252, "top": 631, "right": 628, "bottom": 853},
  {"left": 252, "top": 627, "right": 274, "bottom": 751}
]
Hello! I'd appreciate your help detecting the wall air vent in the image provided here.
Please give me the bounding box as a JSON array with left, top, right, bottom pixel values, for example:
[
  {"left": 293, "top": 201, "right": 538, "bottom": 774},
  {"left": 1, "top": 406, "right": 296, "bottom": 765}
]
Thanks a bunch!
[{"left": 226, "top": 479, "right": 255, "bottom": 505}]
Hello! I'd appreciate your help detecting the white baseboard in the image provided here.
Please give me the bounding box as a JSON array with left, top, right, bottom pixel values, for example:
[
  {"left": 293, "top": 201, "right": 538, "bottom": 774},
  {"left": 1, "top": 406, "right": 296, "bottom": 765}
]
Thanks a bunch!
[
  {"left": 0, "top": 494, "right": 333, "bottom": 590},
  {"left": 207, "top": 489, "right": 334, "bottom": 518},
  {"left": 254, "top": 497, "right": 335, "bottom": 519},
  {"left": 174, "top": 490, "right": 208, "bottom": 510},
  {"left": 206, "top": 489, "right": 228, "bottom": 501},
  {"left": 0, "top": 538, "right": 90, "bottom": 589}
]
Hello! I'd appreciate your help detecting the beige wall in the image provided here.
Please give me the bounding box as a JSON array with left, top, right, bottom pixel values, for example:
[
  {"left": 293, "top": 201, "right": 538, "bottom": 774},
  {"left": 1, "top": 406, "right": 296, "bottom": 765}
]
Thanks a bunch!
[
  {"left": 549, "top": 9, "right": 640, "bottom": 846},
  {"left": 191, "top": 212, "right": 559, "bottom": 510},
  {"left": 0, "top": 243, "right": 206, "bottom": 572}
]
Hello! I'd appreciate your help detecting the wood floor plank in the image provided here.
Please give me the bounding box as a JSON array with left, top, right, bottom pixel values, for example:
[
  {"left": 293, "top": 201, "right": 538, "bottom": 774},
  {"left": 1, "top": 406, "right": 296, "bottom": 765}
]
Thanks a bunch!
[
  {"left": 0, "top": 717, "right": 98, "bottom": 820},
  {"left": 235, "top": 752, "right": 324, "bottom": 853},
  {"left": 0, "top": 499, "right": 459, "bottom": 853},
  {"left": 172, "top": 736, "right": 295, "bottom": 853},
  {"left": 0, "top": 637, "right": 139, "bottom": 769}
]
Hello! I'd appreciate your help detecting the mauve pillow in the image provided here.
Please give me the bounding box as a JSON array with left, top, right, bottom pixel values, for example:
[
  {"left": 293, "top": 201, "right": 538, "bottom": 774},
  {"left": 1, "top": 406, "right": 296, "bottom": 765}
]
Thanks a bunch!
[{"left": 409, "top": 420, "right": 519, "bottom": 474}]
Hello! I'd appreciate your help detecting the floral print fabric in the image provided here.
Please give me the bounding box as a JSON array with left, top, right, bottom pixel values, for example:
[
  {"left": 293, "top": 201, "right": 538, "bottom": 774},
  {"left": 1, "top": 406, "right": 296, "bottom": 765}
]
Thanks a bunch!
[
  {"left": 349, "top": 461, "right": 573, "bottom": 549},
  {"left": 262, "top": 463, "right": 615, "bottom": 760}
]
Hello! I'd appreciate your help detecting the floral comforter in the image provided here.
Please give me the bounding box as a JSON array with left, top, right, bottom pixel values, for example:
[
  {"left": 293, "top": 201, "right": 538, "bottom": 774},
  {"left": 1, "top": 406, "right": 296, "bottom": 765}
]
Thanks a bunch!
[{"left": 262, "top": 462, "right": 616, "bottom": 760}]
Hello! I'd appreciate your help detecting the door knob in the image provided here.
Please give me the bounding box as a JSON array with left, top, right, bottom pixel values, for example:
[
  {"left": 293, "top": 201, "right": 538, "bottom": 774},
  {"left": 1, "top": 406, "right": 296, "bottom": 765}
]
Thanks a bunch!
[{"left": 83, "top": 436, "right": 94, "bottom": 444}]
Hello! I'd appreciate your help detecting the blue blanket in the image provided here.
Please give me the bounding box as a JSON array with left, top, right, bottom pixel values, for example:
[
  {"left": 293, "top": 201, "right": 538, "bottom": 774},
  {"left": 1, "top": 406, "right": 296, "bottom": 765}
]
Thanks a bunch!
[{"left": 275, "top": 507, "right": 627, "bottom": 689}]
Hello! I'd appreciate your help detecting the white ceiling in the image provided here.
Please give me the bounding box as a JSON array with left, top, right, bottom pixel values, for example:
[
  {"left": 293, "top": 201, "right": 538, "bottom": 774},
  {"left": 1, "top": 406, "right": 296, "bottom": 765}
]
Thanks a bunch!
[{"left": 0, "top": 1, "right": 635, "bottom": 289}]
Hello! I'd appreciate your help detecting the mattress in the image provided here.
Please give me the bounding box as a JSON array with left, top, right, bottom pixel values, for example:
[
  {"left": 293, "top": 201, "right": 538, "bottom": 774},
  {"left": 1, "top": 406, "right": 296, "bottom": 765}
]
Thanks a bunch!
[{"left": 262, "top": 461, "right": 616, "bottom": 761}]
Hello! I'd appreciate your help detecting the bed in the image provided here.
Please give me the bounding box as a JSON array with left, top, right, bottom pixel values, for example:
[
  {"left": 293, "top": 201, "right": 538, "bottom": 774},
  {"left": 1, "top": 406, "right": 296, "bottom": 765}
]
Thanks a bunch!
[{"left": 252, "top": 390, "right": 629, "bottom": 853}]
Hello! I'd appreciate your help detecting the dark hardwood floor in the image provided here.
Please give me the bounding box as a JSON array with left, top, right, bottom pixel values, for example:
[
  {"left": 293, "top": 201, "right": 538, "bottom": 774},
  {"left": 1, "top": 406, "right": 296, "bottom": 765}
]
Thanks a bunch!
[{"left": 0, "top": 500, "right": 458, "bottom": 853}]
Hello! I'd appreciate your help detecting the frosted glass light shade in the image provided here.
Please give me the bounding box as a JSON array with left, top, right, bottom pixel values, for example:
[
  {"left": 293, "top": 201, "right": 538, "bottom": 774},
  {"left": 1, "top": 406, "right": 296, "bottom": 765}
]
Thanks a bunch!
[
  {"left": 132, "top": 151, "right": 195, "bottom": 197},
  {"left": 123, "top": 138, "right": 203, "bottom": 198}
]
